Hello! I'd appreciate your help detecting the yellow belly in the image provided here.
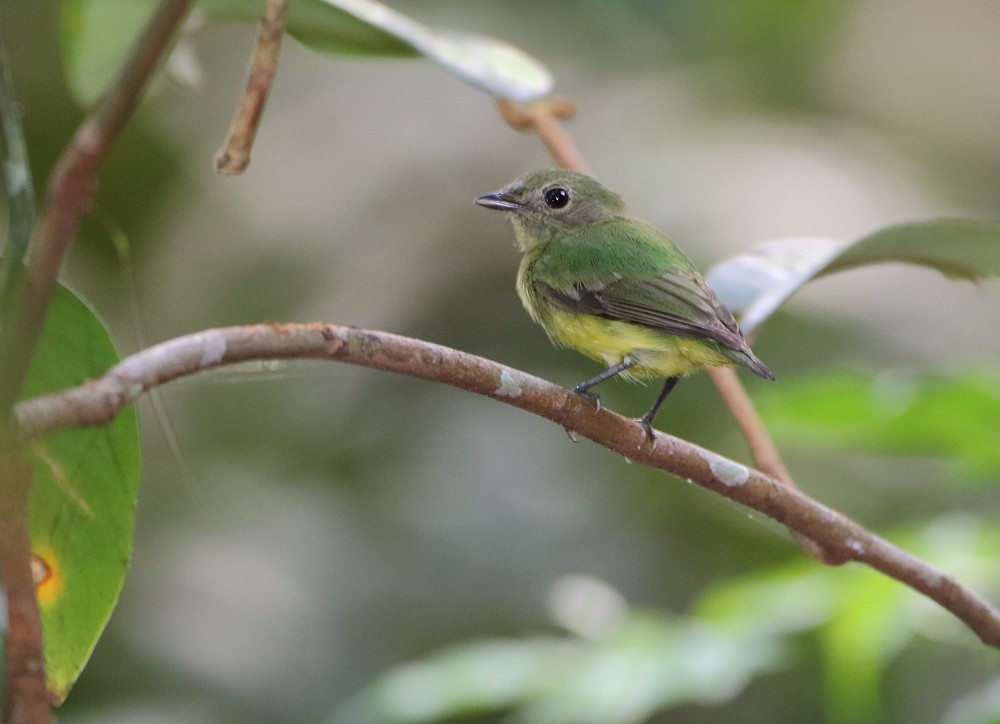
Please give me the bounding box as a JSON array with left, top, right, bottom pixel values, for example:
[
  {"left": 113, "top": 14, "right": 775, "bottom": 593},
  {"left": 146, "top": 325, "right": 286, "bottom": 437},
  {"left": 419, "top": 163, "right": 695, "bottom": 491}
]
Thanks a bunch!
[{"left": 542, "top": 309, "right": 731, "bottom": 379}]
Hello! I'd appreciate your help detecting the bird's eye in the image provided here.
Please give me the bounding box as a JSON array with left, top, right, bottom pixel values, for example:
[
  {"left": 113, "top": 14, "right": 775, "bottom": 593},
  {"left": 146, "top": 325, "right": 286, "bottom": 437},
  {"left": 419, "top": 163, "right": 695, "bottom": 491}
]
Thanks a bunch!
[{"left": 543, "top": 186, "right": 570, "bottom": 209}]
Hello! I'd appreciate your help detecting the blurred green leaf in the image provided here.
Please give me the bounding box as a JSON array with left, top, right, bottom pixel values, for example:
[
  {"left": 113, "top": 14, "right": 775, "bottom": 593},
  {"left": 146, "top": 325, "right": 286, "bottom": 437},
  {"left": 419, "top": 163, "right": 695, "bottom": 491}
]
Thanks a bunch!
[
  {"left": 60, "top": 0, "right": 159, "bottom": 106},
  {"left": 696, "top": 562, "right": 834, "bottom": 634},
  {"left": 283, "top": 0, "right": 553, "bottom": 100},
  {"left": 706, "top": 220, "right": 1000, "bottom": 333},
  {"left": 61, "top": 0, "right": 552, "bottom": 105},
  {"left": 702, "top": 516, "right": 1000, "bottom": 723},
  {"left": 200, "top": 0, "right": 418, "bottom": 56},
  {"left": 20, "top": 284, "right": 140, "bottom": 703},
  {"left": 333, "top": 637, "right": 585, "bottom": 723},
  {"left": 332, "top": 613, "right": 784, "bottom": 723},
  {"left": 943, "top": 677, "right": 1000, "bottom": 724},
  {"left": 821, "top": 571, "right": 905, "bottom": 723},
  {"left": 339, "top": 515, "right": 999, "bottom": 723},
  {"left": 701, "top": 0, "right": 846, "bottom": 106},
  {"left": 824, "top": 220, "right": 1000, "bottom": 279},
  {"left": 758, "top": 369, "right": 1000, "bottom": 481}
]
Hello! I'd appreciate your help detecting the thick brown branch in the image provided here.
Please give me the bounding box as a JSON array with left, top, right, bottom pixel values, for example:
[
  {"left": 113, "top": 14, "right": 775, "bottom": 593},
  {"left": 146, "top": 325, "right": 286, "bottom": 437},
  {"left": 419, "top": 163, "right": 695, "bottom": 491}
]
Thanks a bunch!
[
  {"left": 0, "top": 447, "right": 49, "bottom": 723},
  {"left": 13, "top": 323, "right": 1000, "bottom": 649},
  {"left": 214, "top": 0, "right": 288, "bottom": 174}
]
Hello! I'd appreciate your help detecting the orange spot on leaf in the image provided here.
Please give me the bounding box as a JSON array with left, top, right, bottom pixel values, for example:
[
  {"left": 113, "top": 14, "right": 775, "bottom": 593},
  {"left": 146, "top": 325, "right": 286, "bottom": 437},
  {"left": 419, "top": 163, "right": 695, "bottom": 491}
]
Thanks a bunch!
[{"left": 32, "top": 548, "right": 62, "bottom": 606}]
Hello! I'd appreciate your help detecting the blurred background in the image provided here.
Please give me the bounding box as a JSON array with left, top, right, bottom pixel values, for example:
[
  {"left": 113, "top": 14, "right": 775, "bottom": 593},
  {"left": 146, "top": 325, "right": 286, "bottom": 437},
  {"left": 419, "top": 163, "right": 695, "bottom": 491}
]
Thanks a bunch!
[{"left": 5, "top": 0, "right": 1000, "bottom": 721}]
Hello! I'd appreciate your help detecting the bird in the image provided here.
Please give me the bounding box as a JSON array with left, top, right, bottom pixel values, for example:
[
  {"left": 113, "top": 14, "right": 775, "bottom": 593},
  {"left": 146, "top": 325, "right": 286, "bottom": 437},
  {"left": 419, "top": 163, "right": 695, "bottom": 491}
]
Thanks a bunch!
[{"left": 475, "top": 169, "right": 774, "bottom": 439}]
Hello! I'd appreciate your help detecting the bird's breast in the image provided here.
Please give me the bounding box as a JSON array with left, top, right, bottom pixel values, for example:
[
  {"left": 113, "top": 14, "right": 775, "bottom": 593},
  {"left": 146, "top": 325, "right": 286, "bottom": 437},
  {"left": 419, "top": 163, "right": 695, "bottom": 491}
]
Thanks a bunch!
[
  {"left": 538, "top": 306, "right": 734, "bottom": 379},
  {"left": 515, "top": 252, "right": 733, "bottom": 378}
]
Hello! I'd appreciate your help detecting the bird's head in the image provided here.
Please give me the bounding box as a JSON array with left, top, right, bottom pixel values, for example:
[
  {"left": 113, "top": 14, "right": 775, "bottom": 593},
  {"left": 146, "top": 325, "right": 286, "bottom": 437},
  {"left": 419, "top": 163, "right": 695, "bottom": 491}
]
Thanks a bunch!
[{"left": 475, "top": 169, "right": 626, "bottom": 251}]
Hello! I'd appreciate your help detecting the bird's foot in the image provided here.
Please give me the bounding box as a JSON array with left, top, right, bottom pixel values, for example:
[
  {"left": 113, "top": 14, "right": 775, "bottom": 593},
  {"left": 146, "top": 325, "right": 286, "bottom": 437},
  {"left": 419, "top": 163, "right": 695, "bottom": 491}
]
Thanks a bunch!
[
  {"left": 573, "top": 387, "right": 602, "bottom": 413},
  {"left": 563, "top": 427, "right": 579, "bottom": 443},
  {"left": 636, "top": 416, "right": 657, "bottom": 442}
]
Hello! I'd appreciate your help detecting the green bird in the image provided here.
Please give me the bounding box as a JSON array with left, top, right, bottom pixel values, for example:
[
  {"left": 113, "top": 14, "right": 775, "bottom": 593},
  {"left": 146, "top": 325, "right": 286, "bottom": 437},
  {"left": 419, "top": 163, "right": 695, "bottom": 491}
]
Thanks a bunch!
[{"left": 475, "top": 169, "right": 774, "bottom": 439}]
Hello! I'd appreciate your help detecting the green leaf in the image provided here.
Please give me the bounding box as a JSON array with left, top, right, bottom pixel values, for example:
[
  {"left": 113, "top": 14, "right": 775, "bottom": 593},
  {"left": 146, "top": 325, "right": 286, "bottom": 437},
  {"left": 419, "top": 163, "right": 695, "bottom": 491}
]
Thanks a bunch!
[
  {"left": 61, "top": 0, "right": 552, "bottom": 105},
  {"left": 20, "top": 284, "right": 140, "bottom": 704},
  {"left": 60, "top": 0, "right": 160, "bottom": 105},
  {"left": 758, "top": 369, "right": 1000, "bottom": 481},
  {"left": 697, "top": 518, "right": 1000, "bottom": 723},
  {"left": 696, "top": 562, "right": 836, "bottom": 635},
  {"left": 337, "top": 516, "right": 999, "bottom": 723},
  {"left": 331, "top": 614, "right": 783, "bottom": 723},
  {"left": 706, "top": 220, "right": 1000, "bottom": 333},
  {"left": 820, "top": 571, "right": 904, "bottom": 723},
  {"left": 199, "top": 0, "right": 419, "bottom": 56},
  {"left": 824, "top": 220, "right": 1000, "bottom": 279},
  {"left": 220, "top": 0, "right": 553, "bottom": 101}
]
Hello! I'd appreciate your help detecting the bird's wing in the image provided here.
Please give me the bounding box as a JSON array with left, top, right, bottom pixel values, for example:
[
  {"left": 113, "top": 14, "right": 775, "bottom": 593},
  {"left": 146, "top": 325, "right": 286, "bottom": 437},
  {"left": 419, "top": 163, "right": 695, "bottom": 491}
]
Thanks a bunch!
[{"left": 532, "top": 219, "right": 747, "bottom": 351}]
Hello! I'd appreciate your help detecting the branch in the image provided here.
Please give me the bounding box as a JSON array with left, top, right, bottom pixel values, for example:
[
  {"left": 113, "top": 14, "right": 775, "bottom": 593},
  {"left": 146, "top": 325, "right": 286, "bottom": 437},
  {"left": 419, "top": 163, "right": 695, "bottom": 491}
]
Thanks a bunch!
[
  {"left": 0, "top": 38, "right": 49, "bottom": 722},
  {"left": 214, "top": 0, "right": 288, "bottom": 175},
  {"left": 13, "top": 323, "right": 1000, "bottom": 649},
  {"left": 0, "top": 447, "right": 49, "bottom": 722}
]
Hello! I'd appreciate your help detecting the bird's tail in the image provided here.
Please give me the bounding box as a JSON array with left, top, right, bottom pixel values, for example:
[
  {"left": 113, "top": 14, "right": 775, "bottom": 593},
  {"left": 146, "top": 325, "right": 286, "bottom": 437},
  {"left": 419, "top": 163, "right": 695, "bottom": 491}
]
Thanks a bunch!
[{"left": 725, "top": 346, "right": 775, "bottom": 381}]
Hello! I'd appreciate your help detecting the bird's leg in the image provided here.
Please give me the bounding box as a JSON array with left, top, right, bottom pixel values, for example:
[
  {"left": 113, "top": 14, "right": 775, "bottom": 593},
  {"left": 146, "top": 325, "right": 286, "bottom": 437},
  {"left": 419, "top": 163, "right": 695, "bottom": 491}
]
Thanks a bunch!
[
  {"left": 564, "top": 357, "right": 640, "bottom": 441},
  {"left": 572, "top": 356, "right": 639, "bottom": 413},
  {"left": 638, "top": 376, "right": 680, "bottom": 441}
]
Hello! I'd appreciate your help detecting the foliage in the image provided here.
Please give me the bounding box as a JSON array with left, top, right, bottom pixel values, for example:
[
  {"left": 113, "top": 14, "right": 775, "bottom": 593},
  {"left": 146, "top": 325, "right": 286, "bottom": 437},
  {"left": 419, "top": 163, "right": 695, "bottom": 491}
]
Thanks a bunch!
[
  {"left": 707, "top": 221, "right": 1000, "bottom": 334},
  {"left": 6, "top": 284, "right": 139, "bottom": 703},
  {"left": 61, "top": 0, "right": 552, "bottom": 104},
  {"left": 340, "top": 516, "right": 998, "bottom": 723}
]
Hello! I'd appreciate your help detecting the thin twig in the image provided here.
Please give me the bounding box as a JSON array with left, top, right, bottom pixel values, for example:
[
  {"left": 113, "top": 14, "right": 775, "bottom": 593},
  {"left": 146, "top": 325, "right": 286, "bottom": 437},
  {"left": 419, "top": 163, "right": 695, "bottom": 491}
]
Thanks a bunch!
[
  {"left": 215, "top": 0, "right": 289, "bottom": 175},
  {"left": 0, "top": 0, "right": 194, "bottom": 418},
  {"left": 13, "top": 323, "right": 1000, "bottom": 649}
]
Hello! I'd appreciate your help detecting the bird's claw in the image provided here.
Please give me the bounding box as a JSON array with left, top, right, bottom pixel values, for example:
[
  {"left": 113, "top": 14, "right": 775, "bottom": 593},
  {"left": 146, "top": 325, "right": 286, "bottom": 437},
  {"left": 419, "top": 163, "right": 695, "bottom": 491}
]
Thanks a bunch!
[
  {"left": 573, "top": 388, "right": 602, "bottom": 413},
  {"left": 637, "top": 417, "right": 656, "bottom": 442}
]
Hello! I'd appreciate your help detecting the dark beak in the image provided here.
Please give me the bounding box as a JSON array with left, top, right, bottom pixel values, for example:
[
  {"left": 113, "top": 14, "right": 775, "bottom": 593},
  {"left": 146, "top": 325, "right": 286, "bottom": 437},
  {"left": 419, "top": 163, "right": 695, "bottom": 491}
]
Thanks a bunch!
[{"left": 475, "top": 192, "right": 523, "bottom": 211}]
